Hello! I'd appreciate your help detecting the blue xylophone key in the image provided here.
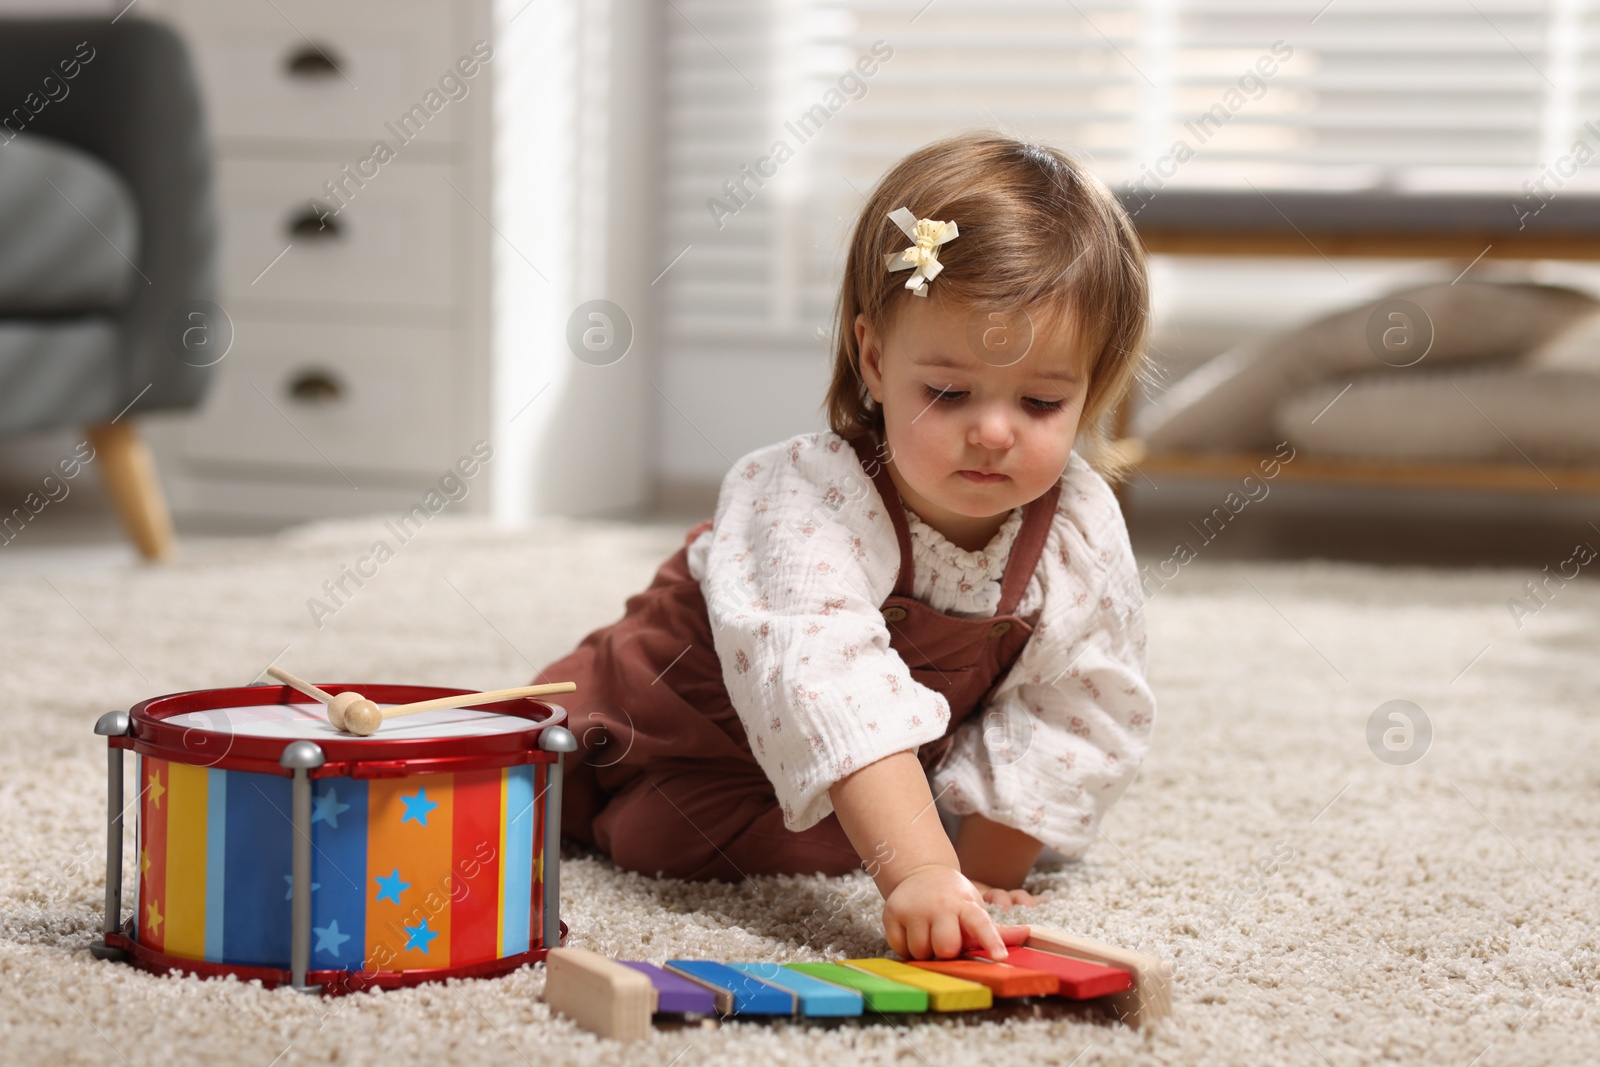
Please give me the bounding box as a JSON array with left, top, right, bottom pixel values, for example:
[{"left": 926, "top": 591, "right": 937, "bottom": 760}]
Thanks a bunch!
[
  {"left": 666, "top": 960, "right": 797, "bottom": 1016},
  {"left": 726, "top": 962, "right": 864, "bottom": 1017}
]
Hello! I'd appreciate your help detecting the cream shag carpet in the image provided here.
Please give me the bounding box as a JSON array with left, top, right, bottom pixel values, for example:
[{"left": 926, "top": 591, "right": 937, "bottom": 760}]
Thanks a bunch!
[{"left": 1, "top": 515, "right": 1594, "bottom": 1066}]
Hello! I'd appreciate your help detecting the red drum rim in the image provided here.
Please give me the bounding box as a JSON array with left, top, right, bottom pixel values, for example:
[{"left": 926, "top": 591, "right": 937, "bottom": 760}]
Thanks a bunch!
[
  {"left": 122, "top": 684, "right": 569, "bottom": 778},
  {"left": 104, "top": 918, "right": 567, "bottom": 996}
]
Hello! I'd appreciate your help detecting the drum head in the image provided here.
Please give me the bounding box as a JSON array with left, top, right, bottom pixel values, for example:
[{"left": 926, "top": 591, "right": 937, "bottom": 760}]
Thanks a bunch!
[
  {"left": 163, "top": 702, "right": 537, "bottom": 740},
  {"left": 127, "top": 684, "right": 565, "bottom": 774}
]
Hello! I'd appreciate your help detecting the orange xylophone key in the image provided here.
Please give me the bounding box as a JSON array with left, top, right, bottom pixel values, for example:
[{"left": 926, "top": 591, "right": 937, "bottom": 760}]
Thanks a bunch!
[{"left": 905, "top": 959, "right": 1059, "bottom": 998}]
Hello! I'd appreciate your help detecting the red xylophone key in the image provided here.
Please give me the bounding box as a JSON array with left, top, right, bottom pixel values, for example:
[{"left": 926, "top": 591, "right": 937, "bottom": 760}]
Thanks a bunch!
[{"left": 966, "top": 946, "right": 1133, "bottom": 1000}]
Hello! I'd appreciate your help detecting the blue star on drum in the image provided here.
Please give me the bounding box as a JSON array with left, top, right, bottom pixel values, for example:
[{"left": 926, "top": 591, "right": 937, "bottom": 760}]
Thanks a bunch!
[
  {"left": 312, "top": 787, "right": 351, "bottom": 828},
  {"left": 374, "top": 868, "right": 410, "bottom": 905},
  {"left": 405, "top": 918, "right": 440, "bottom": 954},
  {"left": 314, "top": 920, "right": 352, "bottom": 957},
  {"left": 283, "top": 874, "right": 321, "bottom": 900},
  {"left": 400, "top": 787, "right": 438, "bottom": 827}
]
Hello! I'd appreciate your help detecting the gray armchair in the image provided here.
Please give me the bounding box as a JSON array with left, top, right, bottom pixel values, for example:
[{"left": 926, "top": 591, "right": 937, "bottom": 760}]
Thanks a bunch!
[{"left": 0, "top": 16, "right": 217, "bottom": 560}]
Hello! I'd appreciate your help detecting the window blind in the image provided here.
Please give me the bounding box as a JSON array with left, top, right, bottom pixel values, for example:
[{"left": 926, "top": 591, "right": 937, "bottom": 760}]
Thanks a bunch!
[{"left": 655, "top": 0, "right": 1594, "bottom": 480}]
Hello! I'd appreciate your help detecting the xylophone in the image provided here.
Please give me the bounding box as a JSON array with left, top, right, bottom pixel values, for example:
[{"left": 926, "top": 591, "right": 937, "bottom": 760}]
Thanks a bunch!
[{"left": 545, "top": 927, "right": 1173, "bottom": 1040}]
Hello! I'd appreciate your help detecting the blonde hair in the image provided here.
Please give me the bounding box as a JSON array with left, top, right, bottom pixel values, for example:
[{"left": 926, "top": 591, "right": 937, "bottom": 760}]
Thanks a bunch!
[{"left": 824, "top": 130, "right": 1151, "bottom": 483}]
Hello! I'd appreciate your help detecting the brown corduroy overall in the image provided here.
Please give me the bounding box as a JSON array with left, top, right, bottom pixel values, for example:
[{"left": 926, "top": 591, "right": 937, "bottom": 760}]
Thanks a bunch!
[{"left": 540, "top": 433, "right": 1061, "bottom": 881}]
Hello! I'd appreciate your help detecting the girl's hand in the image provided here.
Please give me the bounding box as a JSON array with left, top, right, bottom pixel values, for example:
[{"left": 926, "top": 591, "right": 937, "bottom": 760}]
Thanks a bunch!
[
  {"left": 966, "top": 879, "right": 1042, "bottom": 908},
  {"left": 882, "top": 864, "right": 1031, "bottom": 960}
]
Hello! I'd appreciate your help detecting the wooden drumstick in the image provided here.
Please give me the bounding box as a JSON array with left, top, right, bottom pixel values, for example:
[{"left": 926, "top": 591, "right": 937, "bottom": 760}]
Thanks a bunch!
[
  {"left": 339, "top": 681, "right": 577, "bottom": 736},
  {"left": 266, "top": 666, "right": 379, "bottom": 732}
]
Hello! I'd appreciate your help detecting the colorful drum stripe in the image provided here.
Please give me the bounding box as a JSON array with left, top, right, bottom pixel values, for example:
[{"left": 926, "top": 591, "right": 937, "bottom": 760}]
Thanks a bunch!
[
  {"left": 162, "top": 761, "right": 208, "bottom": 959},
  {"left": 310, "top": 773, "right": 367, "bottom": 972},
  {"left": 204, "top": 766, "right": 227, "bottom": 961},
  {"left": 138, "top": 754, "right": 167, "bottom": 956},
  {"left": 501, "top": 763, "right": 536, "bottom": 958},
  {"left": 367, "top": 776, "right": 454, "bottom": 969},
  {"left": 134, "top": 756, "right": 545, "bottom": 973},
  {"left": 450, "top": 768, "right": 502, "bottom": 964}
]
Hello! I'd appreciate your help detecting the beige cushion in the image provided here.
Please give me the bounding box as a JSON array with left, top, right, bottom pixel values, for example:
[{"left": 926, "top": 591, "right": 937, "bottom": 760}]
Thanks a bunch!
[
  {"left": 1135, "top": 281, "right": 1599, "bottom": 453},
  {"left": 1527, "top": 304, "right": 1600, "bottom": 372},
  {"left": 1274, "top": 366, "right": 1600, "bottom": 464}
]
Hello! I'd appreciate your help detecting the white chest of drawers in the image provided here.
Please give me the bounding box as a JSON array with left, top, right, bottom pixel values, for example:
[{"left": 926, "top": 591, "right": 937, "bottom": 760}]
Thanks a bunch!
[{"left": 143, "top": 0, "right": 495, "bottom": 519}]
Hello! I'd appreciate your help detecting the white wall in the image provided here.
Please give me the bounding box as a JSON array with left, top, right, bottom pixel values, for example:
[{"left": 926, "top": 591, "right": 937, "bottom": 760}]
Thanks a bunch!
[{"left": 491, "top": 0, "right": 659, "bottom": 521}]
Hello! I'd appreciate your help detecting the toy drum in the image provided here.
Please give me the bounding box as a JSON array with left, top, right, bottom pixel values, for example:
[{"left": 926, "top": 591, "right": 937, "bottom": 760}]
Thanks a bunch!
[{"left": 88, "top": 684, "right": 577, "bottom": 995}]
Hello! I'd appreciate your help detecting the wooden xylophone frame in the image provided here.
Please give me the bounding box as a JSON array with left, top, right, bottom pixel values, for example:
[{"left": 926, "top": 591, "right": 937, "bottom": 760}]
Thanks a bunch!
[{"left": 545, "top": 927, "right": 1173, "bottom": 1041}]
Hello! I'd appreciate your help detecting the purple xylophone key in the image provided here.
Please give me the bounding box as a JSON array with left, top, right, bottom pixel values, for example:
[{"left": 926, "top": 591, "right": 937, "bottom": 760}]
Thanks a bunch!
[{"left": 618, "top": 961, "right": 719, "bottom": 1014}]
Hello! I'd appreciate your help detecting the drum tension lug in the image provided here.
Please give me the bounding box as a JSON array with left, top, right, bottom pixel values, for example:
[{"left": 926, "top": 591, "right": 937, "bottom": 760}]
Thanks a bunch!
[
  {"left": 539, "top": 726, "right": 578, "bottom": 953},
  {"left": 92, "top": 711, "right": 133, "bottom": 964},
  {"left": 89, "top": 941, "right": 126, "bottom": 962},
  {"left": 281, "top": 741, "right": 327, "bottom": 995}
]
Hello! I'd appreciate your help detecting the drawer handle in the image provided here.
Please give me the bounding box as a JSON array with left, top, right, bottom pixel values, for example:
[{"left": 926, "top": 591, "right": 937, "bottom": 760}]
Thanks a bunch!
[
  {"left": 284, "top": 44, "right": 344, "bottom": 78},
  {"left": 287, "top": 203, "right": 342, "bottom": 240},
  {"left": 287, "top": 369, "right": 346, "bottom": 405}
]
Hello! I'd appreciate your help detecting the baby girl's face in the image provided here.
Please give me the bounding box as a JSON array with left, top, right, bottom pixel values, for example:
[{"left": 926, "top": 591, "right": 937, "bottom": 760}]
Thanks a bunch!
[{"left": 856, "top": 293, "right": 1088, "bottom": 543}]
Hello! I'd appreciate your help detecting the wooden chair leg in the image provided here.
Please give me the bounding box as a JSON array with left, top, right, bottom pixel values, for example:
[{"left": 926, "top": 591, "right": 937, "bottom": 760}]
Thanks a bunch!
[{"left": 85, "top": 421, "right": 175, "bottom": 562}]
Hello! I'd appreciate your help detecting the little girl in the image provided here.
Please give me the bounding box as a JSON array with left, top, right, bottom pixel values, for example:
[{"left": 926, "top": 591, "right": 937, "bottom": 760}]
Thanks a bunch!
[{"left": 537, "top": 130, "right": 1155, "bottom": 962}]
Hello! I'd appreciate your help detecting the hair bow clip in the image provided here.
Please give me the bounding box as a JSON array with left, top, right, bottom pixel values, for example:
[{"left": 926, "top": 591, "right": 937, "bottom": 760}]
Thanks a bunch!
[{"left": 882, "top": 206, "right": 959, "bottom": 297}]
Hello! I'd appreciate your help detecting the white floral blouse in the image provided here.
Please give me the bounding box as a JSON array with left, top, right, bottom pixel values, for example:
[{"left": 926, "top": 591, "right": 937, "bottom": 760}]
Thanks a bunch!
[{"left": 685, "top": 430, "right": 1155, "bottom": 859}]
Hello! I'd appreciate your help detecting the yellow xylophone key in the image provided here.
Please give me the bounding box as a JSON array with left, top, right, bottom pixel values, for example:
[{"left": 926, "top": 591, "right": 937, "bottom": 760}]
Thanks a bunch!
[{"left": 845, "top": 958, "right": 993, "bottom": 1011}]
